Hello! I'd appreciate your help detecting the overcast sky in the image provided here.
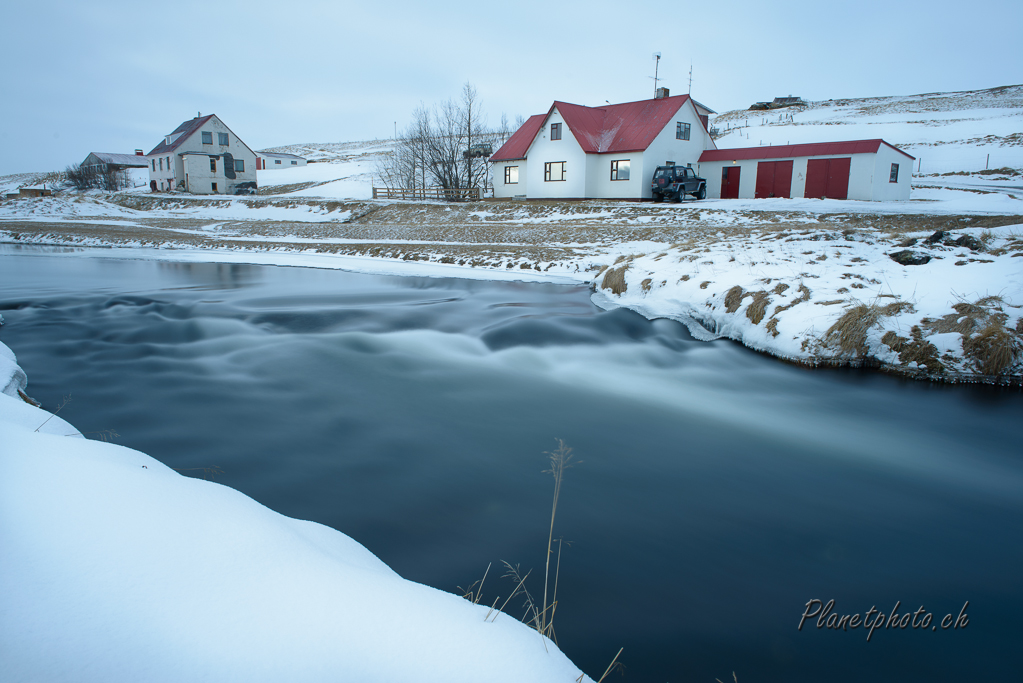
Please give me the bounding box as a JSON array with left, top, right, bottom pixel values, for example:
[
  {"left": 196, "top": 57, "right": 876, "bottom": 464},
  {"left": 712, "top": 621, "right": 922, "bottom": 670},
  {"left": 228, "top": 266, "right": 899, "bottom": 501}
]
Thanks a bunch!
[{"left": 2, "top": 0, "right": 1020, "bottom": 175}]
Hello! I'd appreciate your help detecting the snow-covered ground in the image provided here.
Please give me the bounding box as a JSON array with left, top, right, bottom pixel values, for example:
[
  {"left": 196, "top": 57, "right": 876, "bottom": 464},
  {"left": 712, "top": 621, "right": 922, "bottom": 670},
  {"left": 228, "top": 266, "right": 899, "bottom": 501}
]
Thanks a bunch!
[
  {"left": 0, "top": 341, "right": 591, "bottom": 682},
  {"left": 256, "top": 139, "right": 393, "bottom": 199}
]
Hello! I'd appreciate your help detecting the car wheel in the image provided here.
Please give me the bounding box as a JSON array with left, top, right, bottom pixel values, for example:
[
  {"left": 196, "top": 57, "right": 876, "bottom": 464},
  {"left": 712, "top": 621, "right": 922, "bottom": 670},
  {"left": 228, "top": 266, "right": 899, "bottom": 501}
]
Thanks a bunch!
[
  {"left": 696, "top": 184, "right": 706, "bottom": 200},
  {"left": 652, "top": 192, "right": 662, "bottom": 203}
]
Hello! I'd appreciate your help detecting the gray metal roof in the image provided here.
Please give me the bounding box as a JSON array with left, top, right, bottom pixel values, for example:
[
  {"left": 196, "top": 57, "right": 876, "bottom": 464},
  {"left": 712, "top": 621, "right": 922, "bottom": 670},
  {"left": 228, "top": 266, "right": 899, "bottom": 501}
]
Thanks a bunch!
[{"left": 86, "top": 152, "right": 150, "bottom": 167}]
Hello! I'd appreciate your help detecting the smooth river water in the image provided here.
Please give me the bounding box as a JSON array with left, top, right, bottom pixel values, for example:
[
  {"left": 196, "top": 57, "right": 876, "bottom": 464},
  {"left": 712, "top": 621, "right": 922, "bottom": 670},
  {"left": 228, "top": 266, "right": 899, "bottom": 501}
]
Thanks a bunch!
[{"left": 1, "top": 247, "right": 1021, "bottom": 682}]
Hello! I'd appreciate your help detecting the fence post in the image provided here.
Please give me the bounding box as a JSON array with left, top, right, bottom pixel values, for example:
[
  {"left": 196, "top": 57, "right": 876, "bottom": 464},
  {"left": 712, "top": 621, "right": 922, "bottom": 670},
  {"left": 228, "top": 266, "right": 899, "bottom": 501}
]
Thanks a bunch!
[{"left": 986, "top": 154, "right": 989, "bottom": 170}]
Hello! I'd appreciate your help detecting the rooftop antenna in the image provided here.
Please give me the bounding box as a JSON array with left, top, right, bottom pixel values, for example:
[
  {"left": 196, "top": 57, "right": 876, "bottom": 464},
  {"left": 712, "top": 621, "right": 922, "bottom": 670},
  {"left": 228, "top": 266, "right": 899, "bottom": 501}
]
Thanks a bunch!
[
  {"left": 651, "top": 52, "right": 661, "bottom": 96},
  {"left": 688, "top": 61, "right": 693, "bottom": 94}
]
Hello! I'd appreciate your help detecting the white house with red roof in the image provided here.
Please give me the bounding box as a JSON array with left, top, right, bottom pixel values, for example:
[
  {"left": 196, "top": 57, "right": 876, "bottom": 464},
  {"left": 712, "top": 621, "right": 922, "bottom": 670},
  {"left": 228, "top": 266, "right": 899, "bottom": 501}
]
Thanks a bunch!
[
  {"left": 147, "top": 114, "right": 258, "bottom": 194},
  {"left": 490, "top": 91, "right": 716, "bottom": 200},
  {"left": 698, "top": 139, "right": 914, "bottom": 201}
]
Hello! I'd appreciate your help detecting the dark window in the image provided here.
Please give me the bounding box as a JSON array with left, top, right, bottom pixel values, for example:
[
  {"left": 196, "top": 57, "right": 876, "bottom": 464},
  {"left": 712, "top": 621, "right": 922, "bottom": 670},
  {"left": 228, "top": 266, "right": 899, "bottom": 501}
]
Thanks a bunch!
[
  {"left": 211, "top": 182, "right": 218, "bottom": 192},
  {"left": 202, "top": 131, "right": 213, "bottom": 144},
  {"left": 235, "top": 159, "right": 244, "bottom": 173},
  {"left": 550, "top": 122, "right": 562, "bottom": 140},
  {"left": 158, "top": 158, "right": 163, "bottom": 171},
  {"left": 504, "top": 166, "right": 519, "bottom": 184},
  {"left": 275, "top": 159, "right": 282, "bottom": 164},
  {"left": 218, "top": 132, "right": 229, "bottom": 146},
  {"left": 544, "top": 161, "right": 566, "bottom": 182},
  {"left": 676, "top": 122, "right": 691, "bottom": 141},
  {"left": 890, "top": 163, "right": 899, "bottom": 183},
  {"left": 610, "top": 159, "right": 630, "bottom": 181},
  {"left": 151, "top": 159, "right": 155, "bottom": 171},
  {"left": 291, "top": 160, "right": 297, "bottom": 165},
  {"left": 210, "top": 157, "right": 217, "bottom": 172}
]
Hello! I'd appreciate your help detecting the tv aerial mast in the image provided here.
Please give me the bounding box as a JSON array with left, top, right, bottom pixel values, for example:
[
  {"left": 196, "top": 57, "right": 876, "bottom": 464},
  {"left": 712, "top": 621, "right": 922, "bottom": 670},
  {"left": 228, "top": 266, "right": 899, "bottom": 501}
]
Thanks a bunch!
[{"left": 651, "top": 52, "right": 662, "bottom": 96}]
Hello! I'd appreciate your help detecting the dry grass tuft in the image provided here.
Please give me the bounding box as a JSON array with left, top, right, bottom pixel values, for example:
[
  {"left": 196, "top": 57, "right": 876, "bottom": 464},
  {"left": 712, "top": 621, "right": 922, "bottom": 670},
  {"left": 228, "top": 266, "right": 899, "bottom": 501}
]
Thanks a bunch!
[
  {"left": 772, "top": 283, "right": 789, "bottom": 295},
  {"left": 765, "top": 318, "right": 780, "bottom": 337},
  {"left": 641, "top": 278, "right": 653, "bottom": 292},
  {"left": 601, "top": 266, "right": 628, "bottom": 295},
  {"left": 745, "top": 291, "right": 772, "bottom": 325},
  {"left": 821, "top": 298, "right": 914, "bottom": 358},
  {"left": 680, "top": 274, "right": 690, "bottom": 282},
  {"left": 882, "top": 326, "right": 944, "bottom": 374},
  {"left": 700, "top": 281, "right": 711, "bottom": 290},
  {"left": 771, "top": 284, "right": 811, "bottom": 318},
  {"left": 724, "top": 286, "right": 745, "bottom": 313},
  {"left": 962, "top": 321, "right": 1021, "bottom": 375}
]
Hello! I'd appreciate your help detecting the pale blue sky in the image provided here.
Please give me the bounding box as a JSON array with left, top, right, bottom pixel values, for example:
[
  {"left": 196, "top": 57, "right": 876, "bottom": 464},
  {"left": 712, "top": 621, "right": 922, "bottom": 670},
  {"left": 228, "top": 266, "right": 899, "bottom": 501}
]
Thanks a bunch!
[{"left": 1, "top": 0, "right": 1020, "bottom": 175}]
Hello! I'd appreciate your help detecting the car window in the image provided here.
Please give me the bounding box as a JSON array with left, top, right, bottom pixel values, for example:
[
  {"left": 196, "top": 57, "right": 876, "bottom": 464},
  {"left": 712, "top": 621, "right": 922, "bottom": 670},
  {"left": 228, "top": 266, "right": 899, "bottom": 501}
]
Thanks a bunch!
[{"left": 654, "top": 169, "right": 670, "bottom": 179}]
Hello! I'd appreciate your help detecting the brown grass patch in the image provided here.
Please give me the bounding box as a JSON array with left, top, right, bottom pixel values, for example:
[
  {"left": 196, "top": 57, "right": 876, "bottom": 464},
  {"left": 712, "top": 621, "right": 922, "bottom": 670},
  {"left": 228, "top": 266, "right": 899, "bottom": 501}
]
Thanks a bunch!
[
  {"left": 919, "top": 295, "right": 1022, "bottom": 375},
  {"left": 765, "top": 318, "right": 780, "bottom": 338},
  {"left": 724, "top": 286, "right": 745, "bottom": 313},
  {"left": 641, "top": 278, "right": 653, "bottom": 292},
  {"left": 700, "top": 281, "right": 711, "bottom": 290},
  {"left": 746, "top": 291, "right": 772, "bottom": 325},
  {"left": 771, "top": 284, "right": 811, "bottom": 318},
  {"left": 601, "top": 266, "right": 628, "bottom": 295},
  {"left": 772, "top": 283, "right": 789, "bottom": 295},
  {"left": 821, "top": 299, "right": 914, "bottom": 357}
]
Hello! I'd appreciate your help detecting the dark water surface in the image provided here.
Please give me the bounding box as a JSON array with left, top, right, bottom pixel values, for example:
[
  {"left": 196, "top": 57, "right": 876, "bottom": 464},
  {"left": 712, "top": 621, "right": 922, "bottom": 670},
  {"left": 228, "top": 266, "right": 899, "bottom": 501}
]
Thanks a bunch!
[{"left": 1, "top": 248, "right": 1021, "bottom": 682}]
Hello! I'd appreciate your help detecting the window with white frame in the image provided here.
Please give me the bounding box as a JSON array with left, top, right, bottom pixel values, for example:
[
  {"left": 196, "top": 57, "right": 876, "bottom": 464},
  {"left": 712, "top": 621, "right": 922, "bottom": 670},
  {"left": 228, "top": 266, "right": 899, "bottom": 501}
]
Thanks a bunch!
[
  {"left": 504, "top": 166, "right": 519, "bottom": 184},
  {"left": 544, "top": 161, "right": 566, "bottom": 182},
  {"left": 202, "top": 131, "right": 213, "bottom": 144},
  {"left": 550, "top": 122, "right": 562, "bottom": 140},
  {"left": 610, "top": 159, "right": 630, "bottom": 181},
  {"left": 218, "top": 133, "right": 229, "bottom": 146},
  {"left": 890, "top": 163, "right": 899, "bottom": 183},
  {"left": 676, "top": 122, "right": 691, "bottom": 141}
]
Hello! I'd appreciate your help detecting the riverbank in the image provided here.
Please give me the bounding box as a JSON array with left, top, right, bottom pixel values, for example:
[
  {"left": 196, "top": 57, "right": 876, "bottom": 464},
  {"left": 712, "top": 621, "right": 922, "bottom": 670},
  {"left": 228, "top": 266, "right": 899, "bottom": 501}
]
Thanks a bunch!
[
  {"left": 2, "top": 190, "right": 1021, "bottom": 383},
  {"left": 0, "top": 340, "right": 589, "bottom": 682}
]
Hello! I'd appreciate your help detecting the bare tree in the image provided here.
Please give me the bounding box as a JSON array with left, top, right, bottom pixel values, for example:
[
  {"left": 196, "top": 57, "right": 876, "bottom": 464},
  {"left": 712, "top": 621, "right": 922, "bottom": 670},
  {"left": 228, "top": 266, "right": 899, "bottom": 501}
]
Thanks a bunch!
[
  {"left": 65, "top": 163, "right": 130, "bottom": 191},
  {"left": 377, "top": 83, "right": 512, "bottom": 200}
]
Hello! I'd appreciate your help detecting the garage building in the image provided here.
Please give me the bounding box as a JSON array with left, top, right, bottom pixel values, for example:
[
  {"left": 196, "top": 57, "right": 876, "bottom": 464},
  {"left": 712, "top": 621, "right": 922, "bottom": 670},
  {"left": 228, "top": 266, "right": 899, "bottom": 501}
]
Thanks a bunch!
[{"left": 698, "top": 139, "right": 914, "bottom": 201}]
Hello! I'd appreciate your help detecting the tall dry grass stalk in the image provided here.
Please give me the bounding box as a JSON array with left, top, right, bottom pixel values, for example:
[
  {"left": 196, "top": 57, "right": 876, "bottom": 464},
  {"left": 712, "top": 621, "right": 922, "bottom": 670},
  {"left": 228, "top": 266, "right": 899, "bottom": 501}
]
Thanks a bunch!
[{"left": 540, "top": 439, "right": 576, "bottom": 640}]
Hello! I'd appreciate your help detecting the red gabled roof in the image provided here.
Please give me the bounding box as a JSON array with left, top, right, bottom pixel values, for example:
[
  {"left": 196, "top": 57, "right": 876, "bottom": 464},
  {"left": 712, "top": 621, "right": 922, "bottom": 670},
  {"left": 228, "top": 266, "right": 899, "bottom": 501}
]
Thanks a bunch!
[
  {"left": 491, "top": 95, "right": 708, "bottom": 161},
  {"left": 699, "top": 139, "right": 915, "bottom": 162},
  {"left": 147, "top": 115, "right": 215, "bottom": 156},
  {"left": 490, "top": 114, "right": 546, "bottom": 161},
  {"left": 556, "top": 95, "right": 693, "bottom": 154}
]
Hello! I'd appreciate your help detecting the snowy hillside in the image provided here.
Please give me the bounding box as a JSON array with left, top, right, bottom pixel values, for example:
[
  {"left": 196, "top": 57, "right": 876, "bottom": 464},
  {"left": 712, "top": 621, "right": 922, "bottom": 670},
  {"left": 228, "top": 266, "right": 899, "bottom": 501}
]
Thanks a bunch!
[
  {"left": 711, "top": 84, "right": 1023, "bottom": 174},
  {"left": 256, "top": 139, "right": 394, "bottom": 199}
]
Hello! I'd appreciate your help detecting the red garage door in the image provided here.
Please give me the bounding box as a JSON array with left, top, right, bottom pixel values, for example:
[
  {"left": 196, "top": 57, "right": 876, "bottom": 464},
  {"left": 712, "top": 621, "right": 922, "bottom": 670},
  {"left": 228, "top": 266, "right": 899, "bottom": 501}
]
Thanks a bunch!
[
  {"left": 755, "top": 160, "right": 793, "bottom": 198},
  {"left": 804, "top": 157, "right": 851, "bottom": 199},
  {"left": 720, "top": 166, "right": 741, "bottom": 199}
]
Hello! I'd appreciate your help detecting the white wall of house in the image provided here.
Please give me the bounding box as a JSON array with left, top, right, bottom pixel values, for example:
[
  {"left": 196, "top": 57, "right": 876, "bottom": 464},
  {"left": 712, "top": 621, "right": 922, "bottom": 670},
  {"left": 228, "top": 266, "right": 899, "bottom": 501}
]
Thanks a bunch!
[
  {"left": 585, "top": 152, "right": 644, "bottom": 199},
  {"left": 492, "top": 160, "right": 526, "bottom": 198},
  {"left": 642, "top": 101, "right": 714, "bottom": 198},
  {"left": 149, "top": 116, "right": 257, "bottom": 193},
  {"left": 870, "top": 146, "right": 913, "bottom": 201},
  {"left": 523, "top": 108, "right": 588, "bottom": 199}
]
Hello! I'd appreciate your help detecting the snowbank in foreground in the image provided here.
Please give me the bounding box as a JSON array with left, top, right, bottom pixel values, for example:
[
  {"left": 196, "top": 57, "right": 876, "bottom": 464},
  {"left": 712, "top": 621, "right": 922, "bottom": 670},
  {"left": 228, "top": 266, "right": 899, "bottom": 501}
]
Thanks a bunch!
[{"left": 0, "top": 342, "right": 588, "bottom": 683}]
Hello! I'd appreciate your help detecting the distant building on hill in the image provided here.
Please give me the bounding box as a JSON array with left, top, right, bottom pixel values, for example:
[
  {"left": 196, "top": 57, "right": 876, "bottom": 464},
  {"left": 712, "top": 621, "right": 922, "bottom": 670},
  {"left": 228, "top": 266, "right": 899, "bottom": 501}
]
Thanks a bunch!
[
  {"left": 146, "top": 114, "right": 258, "bottom": 194},
  {"left": 256, "top": 152, "right": 307, "bottom": 170}
]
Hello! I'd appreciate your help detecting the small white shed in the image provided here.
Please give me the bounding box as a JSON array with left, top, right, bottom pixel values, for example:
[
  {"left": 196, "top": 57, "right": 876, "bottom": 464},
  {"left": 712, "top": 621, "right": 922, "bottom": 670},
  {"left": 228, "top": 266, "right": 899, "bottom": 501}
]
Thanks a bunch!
[
  {"left": 257, "top": 152, "right": 307, "bottom": 169},
  {"left": 698, "top": 139, "right": 914, "bottom": 201}
]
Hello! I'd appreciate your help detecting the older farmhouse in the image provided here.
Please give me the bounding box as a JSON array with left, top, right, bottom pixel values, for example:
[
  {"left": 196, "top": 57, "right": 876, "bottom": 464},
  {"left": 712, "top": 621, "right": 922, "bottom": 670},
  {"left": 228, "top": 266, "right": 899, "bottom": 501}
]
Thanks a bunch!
[{"left": 146, "top": 115, "right": 258, "bottom": 194}]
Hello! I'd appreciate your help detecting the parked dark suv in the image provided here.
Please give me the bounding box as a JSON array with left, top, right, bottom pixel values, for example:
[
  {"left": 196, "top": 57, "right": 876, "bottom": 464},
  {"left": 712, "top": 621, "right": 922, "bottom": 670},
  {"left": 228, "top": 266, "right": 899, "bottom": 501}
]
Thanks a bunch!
[{"left": 651, "top": 165, "right": 706, "bottom": 202}]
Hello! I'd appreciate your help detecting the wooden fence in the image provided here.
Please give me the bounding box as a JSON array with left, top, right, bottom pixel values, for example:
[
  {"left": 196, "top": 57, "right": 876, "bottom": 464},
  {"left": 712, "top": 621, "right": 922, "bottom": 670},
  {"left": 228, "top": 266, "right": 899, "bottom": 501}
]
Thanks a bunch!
[{"left": 372, "top": 186, "right": 480, "bottom": 201}]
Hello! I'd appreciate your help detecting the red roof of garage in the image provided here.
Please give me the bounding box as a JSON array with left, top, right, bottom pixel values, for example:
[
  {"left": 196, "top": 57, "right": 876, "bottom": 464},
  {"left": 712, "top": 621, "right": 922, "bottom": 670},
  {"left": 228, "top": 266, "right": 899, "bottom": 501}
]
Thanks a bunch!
[
  {"left": 491, "top": 95, "right": 707, "bottom": 161},
  {"left": 699, "top": 139, "right": 914, "bottom": 162}
]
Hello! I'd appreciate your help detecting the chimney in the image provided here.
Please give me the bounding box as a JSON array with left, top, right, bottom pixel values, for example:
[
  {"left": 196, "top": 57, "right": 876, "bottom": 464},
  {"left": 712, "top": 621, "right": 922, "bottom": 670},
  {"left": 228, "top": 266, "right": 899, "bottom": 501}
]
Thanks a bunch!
[
  {"left": 655, "top": 87, "right": 670, "bottom": 99},
  {"left": 135, "top": 149, "right": 143, "bottom": 156}
]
